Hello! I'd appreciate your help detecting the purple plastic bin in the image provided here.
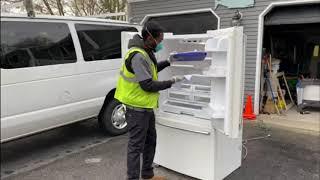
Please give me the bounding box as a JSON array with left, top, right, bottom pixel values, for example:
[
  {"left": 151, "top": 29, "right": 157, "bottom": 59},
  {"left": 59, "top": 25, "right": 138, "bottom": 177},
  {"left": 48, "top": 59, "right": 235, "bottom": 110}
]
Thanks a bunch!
[{"left": 172, "top": 51, "right": 207, "bottom": 61}]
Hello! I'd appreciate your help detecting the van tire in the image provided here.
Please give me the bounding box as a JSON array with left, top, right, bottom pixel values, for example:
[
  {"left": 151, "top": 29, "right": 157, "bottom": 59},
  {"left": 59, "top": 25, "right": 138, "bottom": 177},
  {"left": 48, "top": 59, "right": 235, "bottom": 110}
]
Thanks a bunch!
[{"left": 99, "top": 98, "right": 128, "bottom": 135}]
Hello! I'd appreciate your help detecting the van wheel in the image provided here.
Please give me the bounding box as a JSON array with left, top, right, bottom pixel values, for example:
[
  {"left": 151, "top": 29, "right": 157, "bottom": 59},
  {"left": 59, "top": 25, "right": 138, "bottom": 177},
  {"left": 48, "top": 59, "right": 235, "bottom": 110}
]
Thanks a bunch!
[{"left": 99, "top": 98, "right": 127, "bottom": 135}]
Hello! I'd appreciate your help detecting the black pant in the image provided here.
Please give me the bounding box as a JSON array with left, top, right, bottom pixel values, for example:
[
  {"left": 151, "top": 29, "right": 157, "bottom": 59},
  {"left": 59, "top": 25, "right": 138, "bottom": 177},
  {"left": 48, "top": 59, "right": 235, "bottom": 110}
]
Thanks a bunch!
[{"left": 126, "top": 108, "right": 156, "bottom": 180}]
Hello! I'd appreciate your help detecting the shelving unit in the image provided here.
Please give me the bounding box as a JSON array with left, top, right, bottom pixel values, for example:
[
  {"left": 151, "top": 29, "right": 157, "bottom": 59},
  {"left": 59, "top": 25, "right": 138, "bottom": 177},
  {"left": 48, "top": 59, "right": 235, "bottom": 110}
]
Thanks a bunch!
[{"left": 159, "top": 34, "right": 230, "bottom": 127}]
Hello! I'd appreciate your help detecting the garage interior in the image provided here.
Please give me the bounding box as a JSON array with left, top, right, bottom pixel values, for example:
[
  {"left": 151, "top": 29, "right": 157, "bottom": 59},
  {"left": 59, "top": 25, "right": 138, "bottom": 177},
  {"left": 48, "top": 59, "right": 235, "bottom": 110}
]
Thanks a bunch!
[{"left": 259, "top": 3, "right": 320, "bottom": 131}]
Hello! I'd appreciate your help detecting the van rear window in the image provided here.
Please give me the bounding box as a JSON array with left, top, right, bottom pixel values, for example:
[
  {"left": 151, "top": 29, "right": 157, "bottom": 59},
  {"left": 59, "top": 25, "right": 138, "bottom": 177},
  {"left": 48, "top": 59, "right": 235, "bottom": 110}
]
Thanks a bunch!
[
  {"left": 0, "top": 21, "right": 76, "bottom": 69},
  {"left": 75, "top": 24, "right": 138, "bottom": 61}
]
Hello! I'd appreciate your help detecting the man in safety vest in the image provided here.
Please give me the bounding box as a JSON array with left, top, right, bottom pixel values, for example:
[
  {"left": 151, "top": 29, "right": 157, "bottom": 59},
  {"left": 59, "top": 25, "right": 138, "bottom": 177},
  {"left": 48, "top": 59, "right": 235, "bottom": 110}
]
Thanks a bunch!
[{"left": 114, "top": 22, "right": 183, "bottom": 180}]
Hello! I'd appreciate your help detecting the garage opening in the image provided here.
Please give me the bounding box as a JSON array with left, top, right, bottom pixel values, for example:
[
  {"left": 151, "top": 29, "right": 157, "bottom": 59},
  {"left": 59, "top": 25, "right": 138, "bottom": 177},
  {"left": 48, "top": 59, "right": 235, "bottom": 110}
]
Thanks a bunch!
[
  {"left": 259, "top": 3, "right": 320, "bottom": 127},
  {"left": 263, "top": 23, "right": 320, "bottom": 79},
  {"left": 142, "top": 9, "right": 219, "bottom": 34}
]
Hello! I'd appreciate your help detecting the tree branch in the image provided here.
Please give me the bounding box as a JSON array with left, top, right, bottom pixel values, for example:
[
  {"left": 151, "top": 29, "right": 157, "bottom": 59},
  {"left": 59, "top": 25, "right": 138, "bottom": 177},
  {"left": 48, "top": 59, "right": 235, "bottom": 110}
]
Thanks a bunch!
[
  {"left": 42, "top": 0, "right": 54, "bottom": 15},
  {"left": 56, "top": 0, "right": 64, "bottom": 15},
  {"left": 81, "top": 0, "right": 88, "bottom": 16},
  {"left": 72, "top": 0, "right": 82, "bottom": 16}
]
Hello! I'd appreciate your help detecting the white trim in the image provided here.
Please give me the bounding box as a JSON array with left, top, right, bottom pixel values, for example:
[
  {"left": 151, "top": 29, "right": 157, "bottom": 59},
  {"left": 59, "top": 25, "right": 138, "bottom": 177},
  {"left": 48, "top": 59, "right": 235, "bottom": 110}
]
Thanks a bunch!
[
  {"left": 140, "top": 8, "right": 221, "bottom": 29},
  {"left": 0, "top": 13, "right": 130, "bottom": 24},
  {"left": 254, "top": 0, "right": 320, "bottom": 115}
]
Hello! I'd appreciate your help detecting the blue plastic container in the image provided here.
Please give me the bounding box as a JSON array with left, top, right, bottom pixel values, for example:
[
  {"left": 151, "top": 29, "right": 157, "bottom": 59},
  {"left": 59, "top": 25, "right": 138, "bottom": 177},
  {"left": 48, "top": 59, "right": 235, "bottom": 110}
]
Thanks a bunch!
[{"left": 172, "top": 51, "right": 207, "bottom": 61}]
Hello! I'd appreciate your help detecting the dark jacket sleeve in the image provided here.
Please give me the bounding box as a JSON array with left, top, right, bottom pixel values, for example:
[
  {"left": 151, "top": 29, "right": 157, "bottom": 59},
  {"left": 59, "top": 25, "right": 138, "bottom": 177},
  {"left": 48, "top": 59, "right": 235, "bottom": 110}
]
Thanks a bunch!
[
  {"left": 157, "top": 60, "right": 170, "bottom": 72},
  {"left": 139, "top": 78, "right": 173, "bottom": 92},
  {"left": 131, "top": 54, "right": 173, "bottom": 92}
]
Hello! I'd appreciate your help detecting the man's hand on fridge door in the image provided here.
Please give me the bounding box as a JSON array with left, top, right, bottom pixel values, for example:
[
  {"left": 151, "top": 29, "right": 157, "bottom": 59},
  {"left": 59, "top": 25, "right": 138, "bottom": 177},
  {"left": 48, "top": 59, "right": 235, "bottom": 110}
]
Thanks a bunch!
[{"left": 171, "top": 76, "right": 185, "bottom": 83}]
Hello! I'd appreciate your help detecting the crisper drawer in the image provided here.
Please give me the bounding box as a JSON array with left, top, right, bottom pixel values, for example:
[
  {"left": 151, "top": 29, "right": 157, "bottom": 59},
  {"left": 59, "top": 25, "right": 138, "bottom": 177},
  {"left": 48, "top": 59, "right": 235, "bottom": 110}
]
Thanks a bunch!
[
  {"left": 167, "top": 84, "right": 211, "bottom": 104},
  {"left": 161, "top": 100, "right": 212, "bottom": 120}
]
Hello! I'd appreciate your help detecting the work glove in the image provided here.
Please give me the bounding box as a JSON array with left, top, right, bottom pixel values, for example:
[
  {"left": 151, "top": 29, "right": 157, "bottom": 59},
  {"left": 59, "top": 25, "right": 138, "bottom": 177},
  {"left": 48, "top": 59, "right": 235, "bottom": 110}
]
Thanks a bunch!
[{"left": 171, "top": 76, "right": 185, "bottom": 83}]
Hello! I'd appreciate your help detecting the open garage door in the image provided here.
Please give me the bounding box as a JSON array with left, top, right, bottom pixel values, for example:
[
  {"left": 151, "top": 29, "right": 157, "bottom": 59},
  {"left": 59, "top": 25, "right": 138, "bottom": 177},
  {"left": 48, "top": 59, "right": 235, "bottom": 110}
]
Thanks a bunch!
[
  {"left": 264, "top": 4, "right": 320, "bottom": 25},
  {"left": 261, "top": 3, "right": 320, "bottom": 115},
  {"left": 140, "top": 9, "right": 220, "bottom": 35}
]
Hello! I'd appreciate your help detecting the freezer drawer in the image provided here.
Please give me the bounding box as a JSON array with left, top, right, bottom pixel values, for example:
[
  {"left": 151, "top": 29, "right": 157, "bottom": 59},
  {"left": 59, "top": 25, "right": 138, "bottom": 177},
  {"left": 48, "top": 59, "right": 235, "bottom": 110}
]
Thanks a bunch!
[
  {"left": 155, "top": 113, "right": 242, "bottom": 180},
  {"left": 154, "top": 121, "right": 214, "bottom": 180}
]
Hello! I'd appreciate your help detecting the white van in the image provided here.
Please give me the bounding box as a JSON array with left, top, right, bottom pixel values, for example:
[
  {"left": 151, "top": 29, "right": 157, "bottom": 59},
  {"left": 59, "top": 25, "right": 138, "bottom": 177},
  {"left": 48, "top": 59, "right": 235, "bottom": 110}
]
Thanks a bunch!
[{"left": 0, "top": 14, "right": 139, "bottom": 143}]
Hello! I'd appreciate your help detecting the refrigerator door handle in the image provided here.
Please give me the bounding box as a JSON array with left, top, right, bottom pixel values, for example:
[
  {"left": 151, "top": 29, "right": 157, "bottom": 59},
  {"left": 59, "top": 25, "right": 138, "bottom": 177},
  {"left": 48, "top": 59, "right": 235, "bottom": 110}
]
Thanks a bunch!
[{"left": 156, "top": 122, "right": 210, "bottom": 135}]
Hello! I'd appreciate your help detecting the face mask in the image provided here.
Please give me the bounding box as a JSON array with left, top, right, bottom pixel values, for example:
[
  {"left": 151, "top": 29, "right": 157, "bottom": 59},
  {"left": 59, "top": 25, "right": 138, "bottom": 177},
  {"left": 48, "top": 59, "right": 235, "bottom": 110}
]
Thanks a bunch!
[
  {"left": 146, "top": 26, "right": 163, "bottom": 52},
  {"left": 155, "top": 42, "right": 163, "bottom": 52}
]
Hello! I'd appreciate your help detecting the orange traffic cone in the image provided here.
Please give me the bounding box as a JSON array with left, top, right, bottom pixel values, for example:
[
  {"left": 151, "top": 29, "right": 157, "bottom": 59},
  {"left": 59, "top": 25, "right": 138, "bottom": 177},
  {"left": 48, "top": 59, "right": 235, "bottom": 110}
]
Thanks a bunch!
[{"left": 243, "top": 95, "right": 256, "bottom": 120}]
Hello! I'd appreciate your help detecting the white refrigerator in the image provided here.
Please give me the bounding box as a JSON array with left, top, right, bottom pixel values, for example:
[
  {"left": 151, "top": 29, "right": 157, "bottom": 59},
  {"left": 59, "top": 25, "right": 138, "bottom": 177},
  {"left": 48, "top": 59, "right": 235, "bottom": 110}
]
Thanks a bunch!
[{"left": 122, "top": 27, "right": 246, "bottom": 180}]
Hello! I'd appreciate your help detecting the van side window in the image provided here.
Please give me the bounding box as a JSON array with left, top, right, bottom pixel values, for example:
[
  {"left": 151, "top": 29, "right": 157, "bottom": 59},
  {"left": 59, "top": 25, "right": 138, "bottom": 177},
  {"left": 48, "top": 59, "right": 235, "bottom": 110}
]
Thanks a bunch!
[
  {"left": 0, "top": 21, "right": 76, "bottom": 69},
  {"left": 75, "top": 24, "right": 138, "bottom": 61}
]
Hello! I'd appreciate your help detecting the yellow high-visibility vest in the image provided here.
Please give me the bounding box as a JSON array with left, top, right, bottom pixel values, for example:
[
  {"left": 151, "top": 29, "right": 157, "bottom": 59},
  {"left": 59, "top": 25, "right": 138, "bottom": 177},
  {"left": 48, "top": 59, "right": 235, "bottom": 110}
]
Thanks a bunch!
[{"left": 114, "top": 47, "right": 159, "bottom": 108}]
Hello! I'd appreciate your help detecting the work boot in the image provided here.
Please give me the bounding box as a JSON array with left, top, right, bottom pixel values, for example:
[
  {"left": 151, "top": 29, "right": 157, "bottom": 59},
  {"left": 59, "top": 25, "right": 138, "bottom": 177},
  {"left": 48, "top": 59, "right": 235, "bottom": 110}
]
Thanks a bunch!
[{"left": 142, "top": 176, "right": 166, "bottom": 180}]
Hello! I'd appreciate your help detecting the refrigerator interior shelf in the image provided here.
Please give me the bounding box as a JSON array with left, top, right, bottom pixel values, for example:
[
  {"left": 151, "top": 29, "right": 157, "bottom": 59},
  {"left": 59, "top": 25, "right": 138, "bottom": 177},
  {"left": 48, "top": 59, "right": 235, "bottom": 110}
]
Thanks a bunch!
[
  {"left": 193, "top": 73, "right": 226, "bottom": 78},
  {"left": 205, "top": 48, "right": 228, "bottom": 52},
  {"left": 170, "top": 64, "right": 195, "bottom": 68}
]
